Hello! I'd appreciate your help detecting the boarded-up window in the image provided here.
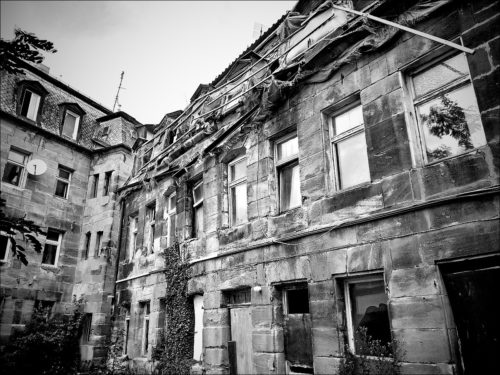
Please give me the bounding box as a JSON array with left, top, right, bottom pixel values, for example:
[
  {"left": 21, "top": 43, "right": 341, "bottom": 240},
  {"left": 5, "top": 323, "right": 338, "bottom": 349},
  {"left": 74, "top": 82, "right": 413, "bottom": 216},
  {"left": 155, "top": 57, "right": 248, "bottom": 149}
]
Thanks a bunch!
[
  {"left": 193, "top": 295, "right": 204, "bottom": 361},
  {"left": 224, "top": 288, "right": 251, "bottom": 306}
]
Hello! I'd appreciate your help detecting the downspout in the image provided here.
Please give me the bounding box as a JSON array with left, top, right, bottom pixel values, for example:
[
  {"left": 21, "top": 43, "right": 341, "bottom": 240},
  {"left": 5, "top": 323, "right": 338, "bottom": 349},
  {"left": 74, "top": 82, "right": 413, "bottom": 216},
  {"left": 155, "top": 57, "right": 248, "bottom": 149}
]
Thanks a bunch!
[{"left": 112, "top": 197, "right": 126, "bottom": 319}]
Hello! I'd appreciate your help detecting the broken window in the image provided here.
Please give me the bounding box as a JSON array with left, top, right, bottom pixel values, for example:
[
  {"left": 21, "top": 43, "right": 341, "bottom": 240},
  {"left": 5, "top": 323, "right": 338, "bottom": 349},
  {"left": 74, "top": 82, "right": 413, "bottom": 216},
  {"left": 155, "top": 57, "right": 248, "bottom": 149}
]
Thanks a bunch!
[
  {"left": 0, "top": 232, "right": 12, "bottom": 262},
  {"left": 228, "top": 157, "right": 247, "bottom": 226},
  {"left": 80, "top": 313, "right": 92, "bottom": 344},
  {"left": 275, "top": 134, "right": 301, "bottom": 212},
  {"left": 20, "top": 89, "right": 41, "bottom": 121},
  {"left": 41, "top": 229, "right": 62, "bottom": 266},
  {"left": 55, "top": 166, "right": 72, "bottom": 199},
  {"left": 90, "top": 174, "right": 99, "bottom": 198},
  {"left": 2, "top": 148, "right": 29, "bottom": 187},
  {"left": 281, "top": 284, "right": 313, "bottom": 374},
  {"left": 192, "top": 181, "right": 204, "bottom": 238},
  {"left": 103, "top": 171, "right": 112, "bottom": 196},
  {"left": 94, "top": 231, "right": 103, "bottom": 257},
  {"left": 165, "top": 193, "right": 176, "bottom": 247},
  {"left": 344, "top": 275, "right": 391, "bottom": 355},
  {"left": 329, "top": 103, "right": 370, "bottom": 189},
  {"left": 61, "top": 109, "right": 80, "bottom": 140},
  {"left": 140, "top": 301, "right": 150, "bottom": 356},
  {"left": 409, "top": 53, "right": 486, "bottom": 163},
  {"left": 83, "top": 231, "right": 91, "bottom": 259},
  {"left": 34, "top": 300, "right": 55, "bottom": 320},
  {"left": 128, "top": 214, "right": 138, "bottom": 259},
  {"left": 145, "top": 203, "right": 156, "bottom": 253}
]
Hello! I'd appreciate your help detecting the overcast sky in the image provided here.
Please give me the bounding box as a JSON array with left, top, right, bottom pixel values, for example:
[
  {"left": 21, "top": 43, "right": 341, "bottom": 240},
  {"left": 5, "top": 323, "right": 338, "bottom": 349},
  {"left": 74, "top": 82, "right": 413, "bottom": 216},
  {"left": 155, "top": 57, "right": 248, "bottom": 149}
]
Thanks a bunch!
[{"left": 1, "top": 1, "right": 296, "bottom": 124}]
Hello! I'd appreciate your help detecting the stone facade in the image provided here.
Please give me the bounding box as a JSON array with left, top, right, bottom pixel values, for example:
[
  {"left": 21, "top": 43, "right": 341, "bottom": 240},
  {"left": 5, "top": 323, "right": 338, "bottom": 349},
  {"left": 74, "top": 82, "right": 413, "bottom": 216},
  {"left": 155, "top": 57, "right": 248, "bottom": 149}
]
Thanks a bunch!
[{"left": 1, "top": 0, "right": 499, "bottom": 374}]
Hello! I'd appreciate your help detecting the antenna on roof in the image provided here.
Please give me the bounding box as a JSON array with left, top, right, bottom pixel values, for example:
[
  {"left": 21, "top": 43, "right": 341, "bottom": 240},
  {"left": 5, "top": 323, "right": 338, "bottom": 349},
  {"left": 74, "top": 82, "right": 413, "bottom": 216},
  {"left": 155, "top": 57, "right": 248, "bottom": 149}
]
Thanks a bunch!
[{"left": 112, "top": 71, "right": 125, "bottom": 112}]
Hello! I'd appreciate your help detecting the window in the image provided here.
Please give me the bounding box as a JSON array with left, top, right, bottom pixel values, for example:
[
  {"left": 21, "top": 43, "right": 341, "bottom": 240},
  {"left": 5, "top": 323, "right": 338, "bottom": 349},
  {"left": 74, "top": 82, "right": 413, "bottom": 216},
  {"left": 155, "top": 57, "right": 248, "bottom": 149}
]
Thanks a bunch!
[
  {"left": 128, "top": 214, "right": 138, "bottom": 260},
  {"left": 329, "top": 103, "right": 370, "bottom": 189},
  {"left": 54, "top": 166, "right": 72, "bottom": 198},
  {"left": 34, "top": 300, "right": 55, "bottom": 320},
  {"left": 61, "top": 110, "right": 80, "bottom": 139},
  {"left": 224, "top": 288, "right": 251, "bottom": 306},
  {"left": 83, "top": 232, "right": 91, "bottom": 259},
  {"left": 283, "top": 287, "right": 310, "bottom": 315},
  {"left": 192, "top": 181, "right": 203, "bottom": 238},
  {"left": 0, "top": 233, "right": 12, "bottom": 262},
  {"left": 80, "top": 313, "right": 92, "bottom": 344},
  {"left": 344, "top": 276, "right": 391, "bottom": 355},
  {"left": 145, "top": 203, "right": 156, "bottom": 253},
  {"left": 275, "top": 135, "right": 301, "bottom": 211},
  {"left": 228, "top": 157, "right": 247, "bottom": 226},
  {"left": 94, "top": 231, "right": 103, "bottom": 257},
  {"left": 2, "top": 148, "right": 29, "bottom": 187},
  {"left": 90, "top": 174, "right": 99, "bottom": 198},
  {"left": 124, "top": 315, "right": 130, "bottom": 355},
  {"left": 103, "top": 171, "right": 112, "bottom": 196},
  {"left": 165, "top": 193, "right": 176, "bottom": 247},
  {"left": 20, "top": 89, "right": 41, "bottom": 121},
  {"left": 193, "top": 295, "right": 204, "bottom": 361},
  {"left": 408, "top": 53, "right": 486, "bottom": 163},
  {"left": 41, "top": 229, "right": 62, "bottom": 266},
  {"left": 140, "top": 301, "right": 150, "bottom": 356}
]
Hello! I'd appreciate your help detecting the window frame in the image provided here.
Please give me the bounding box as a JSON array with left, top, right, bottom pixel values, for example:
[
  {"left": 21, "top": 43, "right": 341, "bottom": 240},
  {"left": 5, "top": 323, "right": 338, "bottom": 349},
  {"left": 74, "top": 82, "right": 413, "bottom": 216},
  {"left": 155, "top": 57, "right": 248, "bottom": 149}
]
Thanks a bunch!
[
  {"left": 343, "top": 274, "right": 390, "bottom": 354},
  {"left": 103, "top": 171, "right": 112, "bottom": 196},
  {"left": 192, "top": 180, "right": 204, "bottom": 238},
  {"left": 0, "top": 232, "right": 12, "bottom": 262},
  {"left": 83, "top": 231, "right": 91, "bottom": 259},
  {"left": 228, "top": 156, "right": 248, "bottom": 226},
  {"left": 165, "top": 193, "right": 176, "bottom": 247},
  {"left": 405, "top": 51, "right": 485, "bottom": 165},
  {"left": 128, "top": 214, "right": 138, "bottom": 260},
  {"left": 94, "top": 231, "right": 103, "bottom": 257},
  {"left": 274, "top": 133, "right": 301, "bottom": 212},
  {"left": 20, "top": 89, "right": 42, "bottom": 121},
  {"left": 140, "top": 301, "right": 151, "bottom": 356},
  {"left": 61, "top": 109, "right": 81, "bottom": 140},
  {"left": 90, "top": 174, "right": 99, "bottom": 198},
  {"left": 145, "top": 202, "right": 156, "bottom": 253},
  {"left": 2, "top": 148, "right": 30, "bottom": 188},
  {"left": 80, "top": 313, "right": 92, "bottom": 344},
  {"left": 41, "top": 229, "right": 62, "bottom": 266},
  {"left": 328, "top": 101, "right": 371, "bottom": 191},
  {"left": 54, "top": 165, "right": 72, "bottom": 199}
]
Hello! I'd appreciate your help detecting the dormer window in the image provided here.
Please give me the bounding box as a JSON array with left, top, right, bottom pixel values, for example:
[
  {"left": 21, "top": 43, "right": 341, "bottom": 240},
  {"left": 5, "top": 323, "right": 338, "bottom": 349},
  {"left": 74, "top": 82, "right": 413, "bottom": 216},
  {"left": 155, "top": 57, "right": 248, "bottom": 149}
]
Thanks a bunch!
[
  {"left": 16, "top": 80, "right": 48, "bottom": 122},
  {"left": 59, "top": 103, "right": 85, "bottom": 140}
]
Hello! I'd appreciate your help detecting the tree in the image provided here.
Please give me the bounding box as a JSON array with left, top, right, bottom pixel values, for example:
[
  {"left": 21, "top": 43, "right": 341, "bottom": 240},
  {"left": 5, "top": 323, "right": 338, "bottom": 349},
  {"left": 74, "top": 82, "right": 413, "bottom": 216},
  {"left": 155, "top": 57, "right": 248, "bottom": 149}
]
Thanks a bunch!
[
  {"left": 0, "top": 28, "right": 57, "bottom": 75},
  {"left": 0, "top": 193, "right": 45, "bottom": 265}
]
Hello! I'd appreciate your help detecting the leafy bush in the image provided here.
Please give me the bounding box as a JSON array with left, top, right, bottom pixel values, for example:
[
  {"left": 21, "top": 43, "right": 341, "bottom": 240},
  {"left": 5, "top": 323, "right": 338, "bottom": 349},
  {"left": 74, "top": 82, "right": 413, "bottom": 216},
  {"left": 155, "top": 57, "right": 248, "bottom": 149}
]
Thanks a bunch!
[
  {"left": 0, "top": 299, "right": 85, "bottom": 375},
  {"left": 339, "top": 327, "right": 405, "bottom": 375}
]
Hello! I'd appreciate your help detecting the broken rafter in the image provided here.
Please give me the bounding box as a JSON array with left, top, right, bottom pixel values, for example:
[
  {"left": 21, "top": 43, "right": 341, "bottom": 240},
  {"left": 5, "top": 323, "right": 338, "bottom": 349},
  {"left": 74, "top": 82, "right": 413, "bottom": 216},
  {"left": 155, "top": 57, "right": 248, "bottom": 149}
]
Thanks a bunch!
[{"left": 330, "top": 3, "right": 474, "bottom": 54}]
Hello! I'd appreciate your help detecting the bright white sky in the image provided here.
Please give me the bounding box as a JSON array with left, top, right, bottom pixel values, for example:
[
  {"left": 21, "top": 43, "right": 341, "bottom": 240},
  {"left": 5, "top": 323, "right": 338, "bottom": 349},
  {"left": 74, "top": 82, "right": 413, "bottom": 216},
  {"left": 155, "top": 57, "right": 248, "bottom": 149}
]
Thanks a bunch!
[{"left": 1, "top": 1, "right": 296, "bottom": 124}]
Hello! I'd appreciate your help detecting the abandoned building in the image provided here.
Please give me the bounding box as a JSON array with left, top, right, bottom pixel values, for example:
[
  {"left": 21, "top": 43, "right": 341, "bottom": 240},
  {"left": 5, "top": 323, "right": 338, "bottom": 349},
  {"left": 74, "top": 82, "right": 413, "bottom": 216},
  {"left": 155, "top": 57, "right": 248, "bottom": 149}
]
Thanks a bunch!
[{"left": 1, "top": 0, "right": 499, "bottom": 374}]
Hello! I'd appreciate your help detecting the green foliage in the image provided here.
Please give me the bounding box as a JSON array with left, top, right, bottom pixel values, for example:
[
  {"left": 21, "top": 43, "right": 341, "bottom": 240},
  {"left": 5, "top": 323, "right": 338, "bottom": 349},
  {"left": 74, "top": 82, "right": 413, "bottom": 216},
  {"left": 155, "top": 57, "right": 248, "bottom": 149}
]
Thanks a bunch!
[
  {"left": 0, "top": 28, "right": 57, "bottom": 75},
  {"left": 0, "top": 192, "right": 46, "bottom": 265},
  {"left": 338, "top": 327, "right": 405, "bottom": 375},
  {"left": 0, "top": 298, "right": 85, "bottom": 375},
  {"left": 153, "top": 242, "right": 195, "bottom": 375}
]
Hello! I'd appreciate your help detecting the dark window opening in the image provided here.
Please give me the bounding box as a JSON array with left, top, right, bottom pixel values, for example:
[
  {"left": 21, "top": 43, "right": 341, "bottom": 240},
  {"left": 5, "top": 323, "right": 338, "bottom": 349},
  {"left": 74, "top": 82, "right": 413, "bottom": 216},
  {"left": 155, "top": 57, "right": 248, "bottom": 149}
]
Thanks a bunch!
[
  {"left": 0, "top": 234, "right": 11, "bottom": 261},
  {"left": 103, "top": 171, "right": 112, "bottom": 196},
  {"left": 2, "top": 148, "right": 29, "bottom": 187},
  {"left": 287, "top": 288, "right": 310, "bottom": 314},
  {"left": 34, "top": 300, "right": 55, "bottom": 320},
  {"left": 95, "top": 231, "right": 103, "bottom": 257},
  {"left": 80, "top": 313, "right": 92, "bottom": 343},
  {"left": 83, "top": 232, "right": 91, "bottom": 259},
  {"left": 90, "top": 174, "right": 99, "bottom": 198}
]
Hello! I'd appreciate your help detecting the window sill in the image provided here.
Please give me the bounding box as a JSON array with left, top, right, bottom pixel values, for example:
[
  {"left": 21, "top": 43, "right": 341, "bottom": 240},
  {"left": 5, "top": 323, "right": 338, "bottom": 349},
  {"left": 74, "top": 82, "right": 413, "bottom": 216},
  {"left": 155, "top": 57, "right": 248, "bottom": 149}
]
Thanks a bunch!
[
  {"left": 40, "top": 264, "right": 59, "bottom": 271},
  {"left": 278, "top": 205, "right": 302, "bottom": 215},
  {"left": 53, "top": 195, "right": 68, "bottom": 200},
  {"left": 335, "top": 180, "right": 372, "bottom": 194}
]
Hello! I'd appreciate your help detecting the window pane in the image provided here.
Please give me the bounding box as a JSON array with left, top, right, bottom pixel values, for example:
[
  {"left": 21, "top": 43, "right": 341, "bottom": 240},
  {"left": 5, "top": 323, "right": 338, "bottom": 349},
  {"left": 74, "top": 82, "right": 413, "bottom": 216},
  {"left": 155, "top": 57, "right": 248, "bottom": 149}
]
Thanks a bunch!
[
  {"left": 279, "top": 163, "right": 301, "bottom": 211},
  {"left": 413, "top": 54, "right": 469, "bottom": 98},
  {"left": 336, "top": 132, "right": 370, "bottom": 189},
  {"left": 46, "top": 230, "right": 60, "bottom": 242},
  {"left": 230, "top": 159, "right": 246, "bottom": 182},
  {"left": 231, "top": 183, "right": 247, "bottom": 225},
  {"left": 194, "top": 205, "right": 203, "bottom": 237},
  {"left": 58, "top": 169, "right": 71, "bottom": 180},
  {"left": 42, "top": 243, "right": 58, "bottom": 264},
  {"left": 169, "top": 194, "right": 176, "bottom": 211},
  {"left": 335, "top": 105, "right": 363, "bottom": 135},
  {"left": 8, "top": 150, "right": 27, "bottom": 164},
  {"left": 416, "top": 84, "right": 486, "bottom": 162},
  {"left": 26, "top": 92, "right": 41, "bottom": 121},
  {"left": 55, "top": 180, "right": 68, "bottom": 198},
  {"left": 62, "top": 112, "right": 77, "bottom": 138},
  {"left": 193, "top": 183, "right": 203, "bottom": 204},
  {"left": 20, "top": 90, "right": 32, "bottom": 116},
  {"left": 349, "top": 279, "right": 391, "bottom": 354},
  {"left": 277, "top": 136, "right": 298, "bottom": 161},
  {"left": 2, "top": 163, "right": 23, "bottom": 186},
  {"left": 0, "top": 235, "right": 9, "bottom": 260}
]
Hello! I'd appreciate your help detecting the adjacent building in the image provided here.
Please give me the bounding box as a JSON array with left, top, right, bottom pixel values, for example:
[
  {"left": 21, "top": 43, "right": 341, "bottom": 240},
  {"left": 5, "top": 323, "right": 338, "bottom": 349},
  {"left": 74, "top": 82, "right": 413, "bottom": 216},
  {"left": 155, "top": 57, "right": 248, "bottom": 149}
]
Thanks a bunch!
[{"left": 1, "top": 0, "right": 499, "bottom": 374}]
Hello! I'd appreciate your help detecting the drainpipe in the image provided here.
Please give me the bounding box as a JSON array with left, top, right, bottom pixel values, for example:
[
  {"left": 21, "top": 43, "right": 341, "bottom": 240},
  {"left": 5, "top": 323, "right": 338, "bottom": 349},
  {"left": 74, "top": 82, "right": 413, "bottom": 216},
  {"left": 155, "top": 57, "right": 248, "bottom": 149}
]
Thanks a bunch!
[{"left": 112, "top": 198, "right": 126, "bottom": 319}]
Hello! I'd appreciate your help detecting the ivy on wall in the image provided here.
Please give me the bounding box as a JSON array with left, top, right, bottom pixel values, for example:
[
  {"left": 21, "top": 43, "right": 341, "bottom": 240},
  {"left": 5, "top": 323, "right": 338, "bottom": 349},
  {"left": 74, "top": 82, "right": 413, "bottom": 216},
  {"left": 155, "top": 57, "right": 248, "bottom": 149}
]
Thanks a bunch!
[{"left": 153, "top": 242, "right": 195, "bottom": 375}]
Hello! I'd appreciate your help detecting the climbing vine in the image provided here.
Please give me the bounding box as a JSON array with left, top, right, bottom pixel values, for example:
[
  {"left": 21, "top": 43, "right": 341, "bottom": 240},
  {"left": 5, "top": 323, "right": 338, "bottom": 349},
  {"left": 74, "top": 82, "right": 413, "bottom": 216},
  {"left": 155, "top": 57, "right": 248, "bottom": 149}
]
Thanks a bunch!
[{"left": 152, "top": 242, "right": 195, "bottom": 375}]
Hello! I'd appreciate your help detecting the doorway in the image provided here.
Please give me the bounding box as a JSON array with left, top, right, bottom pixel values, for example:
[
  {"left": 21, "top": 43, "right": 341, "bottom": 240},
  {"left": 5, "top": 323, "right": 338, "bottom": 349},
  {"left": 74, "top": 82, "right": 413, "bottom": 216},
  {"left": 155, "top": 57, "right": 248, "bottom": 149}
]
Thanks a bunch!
[{"left": 440, "top": 255, "right": 500, "bottom": 375}]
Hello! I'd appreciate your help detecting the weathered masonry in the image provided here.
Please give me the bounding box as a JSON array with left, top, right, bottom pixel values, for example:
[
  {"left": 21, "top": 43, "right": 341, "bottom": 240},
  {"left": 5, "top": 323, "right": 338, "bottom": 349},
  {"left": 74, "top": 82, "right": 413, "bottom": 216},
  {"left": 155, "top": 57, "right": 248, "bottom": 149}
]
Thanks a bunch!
[
  {"left": 1, "top": 0, "right": 499, "bottom": 374},
  {"left": 0, "top": 60, "right": 140, "bottom": 363},
  {"left": 115, "top": 0, "right": 499, "bottom": 374}
]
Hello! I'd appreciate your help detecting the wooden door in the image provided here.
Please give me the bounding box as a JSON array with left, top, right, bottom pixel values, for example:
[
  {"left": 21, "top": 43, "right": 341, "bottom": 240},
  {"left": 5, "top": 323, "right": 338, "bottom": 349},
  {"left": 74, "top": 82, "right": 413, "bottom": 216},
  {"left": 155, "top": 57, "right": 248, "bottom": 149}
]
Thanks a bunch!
[
  {"left": 230, "top": 307, "right": 254, "bottom": 375},
  {"left": 441, "top": 256, "right": 500, "bottom": 375}
]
